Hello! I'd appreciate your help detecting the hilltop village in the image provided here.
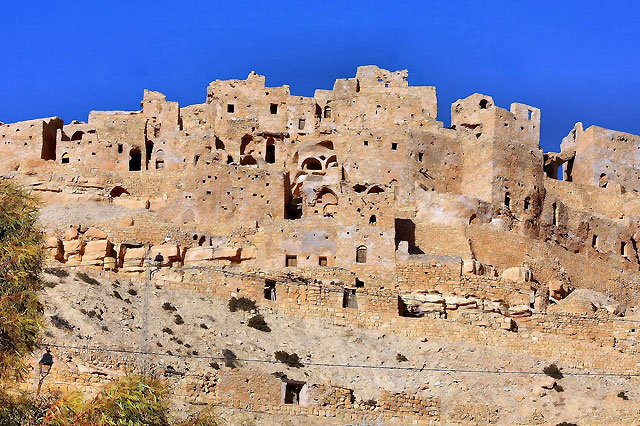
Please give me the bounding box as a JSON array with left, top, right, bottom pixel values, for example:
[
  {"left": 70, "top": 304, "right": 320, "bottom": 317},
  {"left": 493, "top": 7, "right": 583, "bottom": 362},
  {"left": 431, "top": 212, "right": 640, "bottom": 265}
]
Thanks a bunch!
[{"left": 3, "top": 66, "right": 640, "bottom": 424}]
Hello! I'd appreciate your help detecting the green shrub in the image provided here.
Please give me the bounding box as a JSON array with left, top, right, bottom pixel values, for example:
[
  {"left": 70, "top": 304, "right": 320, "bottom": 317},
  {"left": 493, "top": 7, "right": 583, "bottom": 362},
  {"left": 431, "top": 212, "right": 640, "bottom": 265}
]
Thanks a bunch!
[
  {"left": 45, "top": 376, "right": 170, "bottom": 426},
  {"left": 274, "top": 351, "right": 302, "bottom": 368},
  {"left": 0, "top": 183, "right": 45, "bottom": 380},
  {"left": 200, "top": 323, "right": 208, "bottom": 329},
  {"left": 222, "top": 349, "right": 237, "bottom": 368},
  {"left": 543, "top": 363, "right": 563, "bottom": 380},
  {"left": 162, "top": 327, "right": 173, "bottom": 335},
  {"left": 618, "top": 390, "right": 629, "bottom": 400},
  {"left": 228, "top": 296, "right": 257, "bottom": 312},
  {"left": 44, "top": 280, "right": 58, "bottom": 288},
  {"left": 45, "top": 268, "right": 69, "bottom": 278},
  {"left": 247, "top": 314, "right": 270, "bottom": 332},
  {"left": 396, "top": 353, "right": 408, "bottom": 362},
  {"left": 76, "top": 272, "right": 100, "bottom": 286},
  {"left": 177, "top": 408, "right": 224, "bottom": 426},
  {"left": 128, "top": 288, "right": 138, "bottom": 296},
  {"left": 50, "top": 314, "right": 74, "bottom": 331},
  {"left": 162, "top": 302, "right": 177, "bottom": 312},
  {"left": 174, "top": 314, "right": 184, "bottom": 325}
]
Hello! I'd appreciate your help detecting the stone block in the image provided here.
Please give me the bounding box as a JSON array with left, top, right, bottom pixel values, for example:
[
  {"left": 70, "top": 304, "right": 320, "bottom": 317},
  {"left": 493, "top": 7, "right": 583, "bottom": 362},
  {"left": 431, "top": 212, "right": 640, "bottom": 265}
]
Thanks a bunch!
[
  {"left": 501, "top": 267, "right": 531, "bottom": 282},
  {"left": 84, "top": 227, "right": 108, "bottom": 240}
]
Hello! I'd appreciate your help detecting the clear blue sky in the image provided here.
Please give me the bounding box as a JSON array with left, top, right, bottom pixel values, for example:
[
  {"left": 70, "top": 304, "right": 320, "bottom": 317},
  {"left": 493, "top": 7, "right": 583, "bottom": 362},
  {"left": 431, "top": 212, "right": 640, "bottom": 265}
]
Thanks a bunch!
[{"left": 1, "top": 1, "right": 638, "bottom": 151}]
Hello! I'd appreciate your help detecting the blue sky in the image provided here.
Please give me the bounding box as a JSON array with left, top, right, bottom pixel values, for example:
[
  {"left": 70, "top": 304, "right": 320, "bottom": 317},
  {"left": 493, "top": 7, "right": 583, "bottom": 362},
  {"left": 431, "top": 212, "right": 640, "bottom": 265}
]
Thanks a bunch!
[{"left": 1, "top": 1, "right": 639, "bottom": 151}]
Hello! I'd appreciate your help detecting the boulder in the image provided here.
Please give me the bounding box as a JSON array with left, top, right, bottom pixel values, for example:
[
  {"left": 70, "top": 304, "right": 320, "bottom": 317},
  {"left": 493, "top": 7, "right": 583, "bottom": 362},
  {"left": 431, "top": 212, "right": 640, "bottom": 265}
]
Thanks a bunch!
[
  {"left": 84, "top": 227, "right": 108, "bottom": 240},
  {"left": 120, "top": 217, "right": 134, "bottom": 227},
  {"left": 150, "top": 244, "right": 181, "bottom": 266},
  {"left": 548, "top": 280, "right": 568, "bottom": 300},
  {"left": 82, "top": 240, "right": 112, "bottom": 265},
  {"left": 63, "top": 239, "right": 84, "bottom": 261},
  {"left": 533, "top": 376, "right": 556, "bottom": 391},
  {"left": 213, "top": 246, "right": 240, "bottom": 260},
  {"left": 45, "top": 237, "right": 64, "bottom": 262},
  {"left": 183, "top": 247, "right": 216, "bottom": 264},
  {"left": 122, "top": 247, "right": 146, "bottom": 271},
  {"left": 501, "top": 267, "right": 532, "bottom": 282},
  {"left": 462, "top": 259, "right": 475, "bottom": 274},
  {"left": 103, "top": 257, "right": 117, "bottom": 271},
  {"left": 64, "top": 227, "right": 79, "bottom": 241}
]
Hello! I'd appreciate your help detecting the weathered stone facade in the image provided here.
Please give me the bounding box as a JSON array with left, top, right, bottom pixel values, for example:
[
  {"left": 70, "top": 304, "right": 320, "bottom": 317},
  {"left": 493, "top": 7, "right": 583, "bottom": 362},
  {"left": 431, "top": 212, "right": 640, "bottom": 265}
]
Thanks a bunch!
[{"left": 5, "top": 65, "right": 640, "bottom": 424}]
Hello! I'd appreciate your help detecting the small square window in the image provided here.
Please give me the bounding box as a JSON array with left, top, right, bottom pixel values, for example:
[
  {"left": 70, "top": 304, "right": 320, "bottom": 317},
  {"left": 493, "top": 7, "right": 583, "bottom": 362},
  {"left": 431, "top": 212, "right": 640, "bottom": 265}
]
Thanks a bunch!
[
  {"left": 285, "top": 255, "right": 297, "bottom": 267},
  {"left": 384, "top": 83, "right": 389, "bottom": 88},
  {"left": 318, "top": 256, "right": 327, "bottom": 266},
  {"left": 418, "top": 152, "right": 423, "bottom": 162},
  {"left": 227, "top": 104, "right": 234, "bottom": 113},
  {"left": 363, "top": 140, "right": 368, "bottom": 146},
  {"left": 391, "top": 143, "right": 398, "bottom": 150},
  {"left": 270, "top": 103, "right": 278, "bottom": 114}
]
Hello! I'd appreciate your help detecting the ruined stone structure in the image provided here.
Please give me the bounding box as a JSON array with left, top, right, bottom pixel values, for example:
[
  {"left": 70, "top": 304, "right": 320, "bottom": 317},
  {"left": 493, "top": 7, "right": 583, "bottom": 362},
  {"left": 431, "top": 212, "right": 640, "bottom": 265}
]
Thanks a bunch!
[{"left": 5, "top": 66, "right": 640, "bottom": 424}]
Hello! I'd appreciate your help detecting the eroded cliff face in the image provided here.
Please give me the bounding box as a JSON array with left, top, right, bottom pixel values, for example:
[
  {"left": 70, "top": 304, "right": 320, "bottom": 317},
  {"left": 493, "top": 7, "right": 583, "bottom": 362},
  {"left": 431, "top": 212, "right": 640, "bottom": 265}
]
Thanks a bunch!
[{"left": 5, "top": 65, "right": 640, "bottom": 424}]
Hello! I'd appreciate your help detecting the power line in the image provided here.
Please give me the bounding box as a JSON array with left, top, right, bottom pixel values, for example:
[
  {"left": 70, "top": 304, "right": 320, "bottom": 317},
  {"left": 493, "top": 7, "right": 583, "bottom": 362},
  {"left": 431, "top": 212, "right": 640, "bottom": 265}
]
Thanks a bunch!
[
  {"left": 44, "top": 343, "right": 640, "bottom": 378},
  {"left": 43, "top": 262, "right": 640, "bottom": 325}
]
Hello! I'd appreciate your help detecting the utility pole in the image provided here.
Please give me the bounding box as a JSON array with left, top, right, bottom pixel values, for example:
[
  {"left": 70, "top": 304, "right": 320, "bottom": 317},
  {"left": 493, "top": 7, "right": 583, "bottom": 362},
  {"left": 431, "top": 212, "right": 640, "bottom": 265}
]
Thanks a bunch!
[
  {"left": 141, "top": 247, "right": 163, "bottom": 377},
  {"left": 142, "top": 248, "right": 152, "bottom": 377}
]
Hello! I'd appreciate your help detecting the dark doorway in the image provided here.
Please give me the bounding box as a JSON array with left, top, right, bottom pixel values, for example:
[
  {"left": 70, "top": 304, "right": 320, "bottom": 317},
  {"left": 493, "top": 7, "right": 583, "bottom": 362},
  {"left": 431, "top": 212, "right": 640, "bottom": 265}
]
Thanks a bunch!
[
  {"left": 284, "top": 382, "right": 304, "bottom": 405},
  {"left": 145, "top": 141, "right": 154, "bottom": 170},
  {"left": 264, "top": 280, "right": 276, "bottom": 301},
  {"left": 394, "top": 218, "right": 423, "bottom": 254},
  {"left": 265, "top": 140, "right": 276, "bottom": 164},
  {"left": 342, "top": 289, "right": 357, "bottom": 309},
  {"left": 129, "top": 148, "right": 142, "bottom": 171}
]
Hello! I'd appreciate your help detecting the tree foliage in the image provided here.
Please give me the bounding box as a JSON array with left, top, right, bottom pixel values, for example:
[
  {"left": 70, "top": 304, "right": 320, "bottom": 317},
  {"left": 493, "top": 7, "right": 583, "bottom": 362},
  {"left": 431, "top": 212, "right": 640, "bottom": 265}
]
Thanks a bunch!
[
  {"left": 0, "top": 182, "right": 45, "bottom": 381},
  {"left": 43, "top": 376, "right": 169, "bottom": 426},
  {"left": 1, "top": 375, "right": 228, "bottom": 426}
]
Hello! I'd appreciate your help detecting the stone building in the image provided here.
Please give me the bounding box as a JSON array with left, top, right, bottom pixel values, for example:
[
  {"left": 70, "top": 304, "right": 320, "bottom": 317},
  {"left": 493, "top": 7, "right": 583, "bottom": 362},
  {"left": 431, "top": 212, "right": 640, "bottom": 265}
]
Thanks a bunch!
[{"left": 4, "top": 65, "right": 640, "bottom": 424}]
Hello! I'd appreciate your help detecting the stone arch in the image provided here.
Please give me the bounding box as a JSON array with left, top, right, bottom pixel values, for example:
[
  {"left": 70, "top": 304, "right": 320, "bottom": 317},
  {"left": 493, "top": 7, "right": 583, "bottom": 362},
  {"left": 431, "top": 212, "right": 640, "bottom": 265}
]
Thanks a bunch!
[
  {"left": 325, "top": 155, "right": 338, "bottom": 168},
  {"left": 315, "top": 188, "right": 338, "bottom": 206},
  {"left": 367, "top": 185, "right": 384, "bottom": 194},
  {"left": 318, "top": 140, "right": 334, "bottom": 150},
  {"left": 110, "top": 186, "right": 129, "bottom": 197},
  {"left": 599, "top": 173, "right": 609, "bottom": 188},
  {"left": 61, "top": 152, "right": 70, "bottom": 164},
  {"left": 265, "top": 137, "right": 275, "bottom": 164},
  {"left": 70, "top": 131, "right": 84, "bottom": 141},
  {"left": 324, "top": 105, "right": 332, "bottom": 119},
  {"left": 301, "top": 157, "right": 323, "bottom": 171},
  {"left": 155, "top": 149, "right": 165, "bottom": 169}
]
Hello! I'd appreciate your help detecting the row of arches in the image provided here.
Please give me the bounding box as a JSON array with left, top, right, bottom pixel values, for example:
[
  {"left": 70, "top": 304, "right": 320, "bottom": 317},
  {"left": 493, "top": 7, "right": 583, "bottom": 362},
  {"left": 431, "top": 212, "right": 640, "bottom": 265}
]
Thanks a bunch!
[{"left": 128, "top": 146, "right": 164, "bottom": 171}]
